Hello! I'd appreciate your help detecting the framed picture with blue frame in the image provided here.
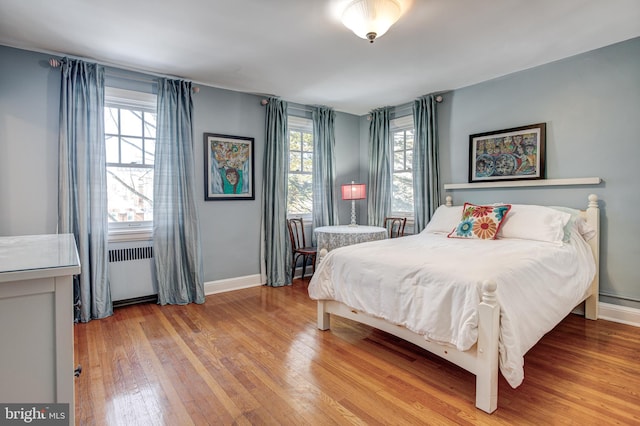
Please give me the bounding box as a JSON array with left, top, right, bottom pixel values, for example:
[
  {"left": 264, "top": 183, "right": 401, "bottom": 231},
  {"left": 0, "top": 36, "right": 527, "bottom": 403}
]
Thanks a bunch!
[
  {"left": 468, "top": 123, "right": 546, "bottom": 183},
  {"left": 204, "top": 133, "right": 255, "bottom": 200}
]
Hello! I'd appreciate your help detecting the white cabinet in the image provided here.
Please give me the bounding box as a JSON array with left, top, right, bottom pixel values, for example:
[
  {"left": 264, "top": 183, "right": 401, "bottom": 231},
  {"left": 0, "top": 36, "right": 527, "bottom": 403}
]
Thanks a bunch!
[{"left": 0, "top": 234, "right": 80, "bottom": 425}]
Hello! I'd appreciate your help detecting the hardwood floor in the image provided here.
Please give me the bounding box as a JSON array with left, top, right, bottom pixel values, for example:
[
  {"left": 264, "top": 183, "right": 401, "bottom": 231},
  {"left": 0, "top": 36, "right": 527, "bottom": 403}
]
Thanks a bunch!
[{"left": 74, "top": 279, "right": 640, "bottom": 425}]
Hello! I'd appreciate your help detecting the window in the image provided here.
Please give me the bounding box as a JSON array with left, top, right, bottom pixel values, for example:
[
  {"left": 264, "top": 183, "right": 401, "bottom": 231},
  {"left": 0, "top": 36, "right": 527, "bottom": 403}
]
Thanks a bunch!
[
  {"left": 104, "top": 88, "right": 157, "bottom": 233},
  {"left": 287, "top": 116, "right": 314, "bottom": 216},
  {"left": 391, "top": 115, "right": 415, "bottom": 215}
]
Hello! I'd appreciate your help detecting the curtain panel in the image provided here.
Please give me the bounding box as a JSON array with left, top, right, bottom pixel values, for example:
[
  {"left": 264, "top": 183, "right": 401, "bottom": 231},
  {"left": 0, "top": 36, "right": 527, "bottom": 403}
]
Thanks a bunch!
[
  {"left": 412, "top": 95, "right": 441, "bottom": 233},
  {"left": 153, "top": 78, "right": 205, "bottom": 305},
  {"left": 58, "top": 58, "right": 112, "bottom": 322},
  {"left": 260, "top": 97, "right": 290, "bottom": 287},
  {"left": 312, "top": 106, "right": 338, "bottom": 232},
  {"left": 367, "top": 107, "right": 393, "bottom": 227}
]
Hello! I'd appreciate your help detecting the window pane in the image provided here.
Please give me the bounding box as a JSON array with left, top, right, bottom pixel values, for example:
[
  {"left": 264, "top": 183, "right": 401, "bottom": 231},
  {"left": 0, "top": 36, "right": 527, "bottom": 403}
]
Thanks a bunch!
[
  {"left": 105, "top": 107, "right": 119, "bottom": 135},
  {"left": 406, "top": 149, "right": 413, "bottom": 170},
  {"left": 394, "top": 151, "right": 405, "bottom": 171},
  {"left": 287, "top": 174, "right": 313, "bottom": 214},
  {"left": 107, "top": 166, "right": 154, "bottom": 222},
  {"left": 106, "top": 135, "right": 119, "bottom": 163},
  {"left": 289, "top": 152, "right": 301, "bottom": 172},
  {"left": 302, "top": 153, "right": 313, "bottom": 173},
  {"left": 392, "top": 171, "right": 414, "bottom": 213},
  {"left": 393, "top": 132, "right": 405, "bottom": 151},
  {"left": 289, "top": 131, "right": 301, "bottom": 151},
  {"left": 120, "top": 109, "right": 143, "bottom": 137},
  {"left": 144, "top": 139, "right": 155, "bottom": 165},
  {"left": 121, "top": 137, "right": 144, "bottom": 164},
  {"left": 144, "top": 113, "right": 156, "bottom": 138}
]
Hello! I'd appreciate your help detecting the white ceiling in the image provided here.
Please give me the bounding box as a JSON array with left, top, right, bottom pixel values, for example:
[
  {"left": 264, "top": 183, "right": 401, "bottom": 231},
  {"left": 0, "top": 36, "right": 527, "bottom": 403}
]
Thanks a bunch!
[{"left": 1, "top": 0, "right": 639, "bottom": 115}]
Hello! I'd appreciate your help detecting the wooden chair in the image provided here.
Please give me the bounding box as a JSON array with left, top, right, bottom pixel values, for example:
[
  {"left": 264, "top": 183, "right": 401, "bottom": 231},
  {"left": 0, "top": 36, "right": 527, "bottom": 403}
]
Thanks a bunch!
[
  {"left": 287, "top": 218, "right": 317, "bottom": 281},
  {"left": 384, "top": 217, "right": 407, "bottom": 238}
]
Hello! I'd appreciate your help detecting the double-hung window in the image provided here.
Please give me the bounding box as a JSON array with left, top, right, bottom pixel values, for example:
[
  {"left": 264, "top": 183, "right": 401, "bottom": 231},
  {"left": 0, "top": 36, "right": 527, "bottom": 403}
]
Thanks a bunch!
[
  {"left": 287, "top": 116, "right": 314, "bottom": 217},
  {"left": 104, "top": 87, "right": 157, "bottom": 237},
  {"left": 390, "top": 115, "right": 415, "bottom": 217}
]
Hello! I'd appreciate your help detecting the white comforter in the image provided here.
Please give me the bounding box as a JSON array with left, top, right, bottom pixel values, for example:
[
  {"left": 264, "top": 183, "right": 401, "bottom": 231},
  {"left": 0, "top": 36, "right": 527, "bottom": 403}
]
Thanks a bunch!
[{"left": 308, "top": 230, "right": 596, "bottom": 388}]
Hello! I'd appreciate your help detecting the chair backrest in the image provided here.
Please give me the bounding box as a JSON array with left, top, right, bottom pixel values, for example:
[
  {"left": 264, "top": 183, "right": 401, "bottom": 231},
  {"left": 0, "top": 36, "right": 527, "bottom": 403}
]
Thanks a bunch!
[
  {"left": 287, "top": 218, "right": 307, "bottom": 250},
  {"left": 384, "top": 217, "right": 407, "bottom": 238}
]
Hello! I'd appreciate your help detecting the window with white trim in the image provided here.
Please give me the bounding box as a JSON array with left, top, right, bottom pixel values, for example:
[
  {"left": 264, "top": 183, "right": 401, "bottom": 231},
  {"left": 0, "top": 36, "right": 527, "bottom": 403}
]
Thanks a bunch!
[
  {"left": 287, "top": 116, "right": 313, "bottom": 216},
  {"left": 391, "top": 115, "right": 415, "bottom": 216},
  {"left": 104, "top": 88, "right": 157, "bottom": 234}
]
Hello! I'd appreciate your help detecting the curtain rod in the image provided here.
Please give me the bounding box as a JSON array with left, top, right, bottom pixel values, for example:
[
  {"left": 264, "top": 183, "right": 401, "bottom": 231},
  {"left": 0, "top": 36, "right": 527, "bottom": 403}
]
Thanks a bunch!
[
  {"left": 367, "top": 94, "right": 445, "bottom": 120},
  {"left": 259, "top": 98, "right": 318, "bottom": 114},
  {"left": 393, "top": 94, "right": 444, "bottom": 114},
  {"left": 48, "top": 57, "right": 201, "bottom": 93}
]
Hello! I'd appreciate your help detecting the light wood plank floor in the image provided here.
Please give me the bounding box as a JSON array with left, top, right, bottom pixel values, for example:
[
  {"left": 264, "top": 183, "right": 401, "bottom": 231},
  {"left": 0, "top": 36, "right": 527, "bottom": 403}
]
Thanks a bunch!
[{"left": 75, "top": 279, "right": 640, "bottom": 425}]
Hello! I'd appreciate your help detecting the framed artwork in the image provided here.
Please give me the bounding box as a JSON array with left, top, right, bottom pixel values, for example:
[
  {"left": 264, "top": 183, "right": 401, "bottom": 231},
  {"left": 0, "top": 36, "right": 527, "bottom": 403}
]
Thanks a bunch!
[
  {"left": 204, "top": 133, "right": 255, "bottom": 201},
  {"left": 469, "top": 123, "right": 546, "bottom": 183}
]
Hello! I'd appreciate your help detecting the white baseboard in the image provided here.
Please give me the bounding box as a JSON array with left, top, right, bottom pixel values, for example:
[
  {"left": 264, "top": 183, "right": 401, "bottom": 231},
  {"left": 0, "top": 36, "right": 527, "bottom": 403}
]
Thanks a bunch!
[
  {"left": 204, "top": 274, "right": 264, "bottom": 295},
  {"left": 203, "top": 267, "right": 311, "bottom": 296},
  {"left": 598, "top": 302, "right": 640, "bottom": 327}
]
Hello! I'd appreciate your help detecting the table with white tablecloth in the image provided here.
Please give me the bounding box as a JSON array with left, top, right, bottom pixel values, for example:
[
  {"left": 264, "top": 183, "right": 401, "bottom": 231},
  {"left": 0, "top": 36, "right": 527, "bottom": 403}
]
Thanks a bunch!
[{"left": 314, "top": 225, "right": 387, "bottom": 262}]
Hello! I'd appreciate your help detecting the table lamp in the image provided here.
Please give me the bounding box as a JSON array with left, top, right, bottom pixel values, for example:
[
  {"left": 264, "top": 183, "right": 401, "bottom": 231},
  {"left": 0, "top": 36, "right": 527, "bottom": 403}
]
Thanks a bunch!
[{"left": 341, "top": 181, "right": 366, "bottom": 226}]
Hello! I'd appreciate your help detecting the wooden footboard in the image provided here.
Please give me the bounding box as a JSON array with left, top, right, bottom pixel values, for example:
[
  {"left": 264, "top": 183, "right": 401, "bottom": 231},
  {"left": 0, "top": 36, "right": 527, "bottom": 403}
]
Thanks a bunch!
[{"left": 318, "top": 280, "right": 500, "bottom": 413}]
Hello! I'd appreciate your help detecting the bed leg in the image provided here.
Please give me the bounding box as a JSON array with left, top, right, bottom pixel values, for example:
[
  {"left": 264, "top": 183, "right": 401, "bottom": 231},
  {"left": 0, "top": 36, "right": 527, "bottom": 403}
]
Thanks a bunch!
[
  {"left": 584, "top": 293, "right": 599, "bottom": 320},
  {"left": 317, "top": 300, "right": 330, "bottom": 330},
  {"left": 476, "top": 280, "right": 499, "bottom": 414}
]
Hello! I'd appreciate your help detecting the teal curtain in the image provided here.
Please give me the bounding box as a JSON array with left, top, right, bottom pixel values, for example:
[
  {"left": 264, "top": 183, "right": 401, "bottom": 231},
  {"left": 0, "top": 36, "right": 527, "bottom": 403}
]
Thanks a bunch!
[
  {"left": 312, "top": 106, "right": 338, "bottom": 231},
  {"left": 261, "top": 97, "right": 290, "bottom": 287},
  {"left": 58, "top": 58, "right": 112, "bottom": 322},
  {"left": 153, "top": 78, "right": 204, "bottom": 305},
  {"left": 367, "top": 107, "right": 393, "bottom": 227},
  {"left": 413, "top": 95, "right": 441, "bottom": 232}
]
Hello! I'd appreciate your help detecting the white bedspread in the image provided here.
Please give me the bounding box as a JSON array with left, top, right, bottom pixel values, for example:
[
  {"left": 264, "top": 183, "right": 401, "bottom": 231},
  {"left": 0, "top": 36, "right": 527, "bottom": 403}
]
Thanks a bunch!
[{"left": 308, "top": 230, "right": 595, "bottom": 388}]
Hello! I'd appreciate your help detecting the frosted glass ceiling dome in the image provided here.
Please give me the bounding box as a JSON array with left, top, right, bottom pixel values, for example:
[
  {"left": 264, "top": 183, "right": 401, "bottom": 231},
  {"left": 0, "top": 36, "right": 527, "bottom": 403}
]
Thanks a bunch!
[{"left": 340, "top": 0, "right": 403, "bottom": 43}]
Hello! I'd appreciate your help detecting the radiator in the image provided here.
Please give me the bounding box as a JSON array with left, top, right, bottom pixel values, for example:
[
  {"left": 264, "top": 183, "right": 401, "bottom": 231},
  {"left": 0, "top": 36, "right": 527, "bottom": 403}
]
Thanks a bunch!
[{"left": 108, "top": 241, "right": 157, "bottom": 306}]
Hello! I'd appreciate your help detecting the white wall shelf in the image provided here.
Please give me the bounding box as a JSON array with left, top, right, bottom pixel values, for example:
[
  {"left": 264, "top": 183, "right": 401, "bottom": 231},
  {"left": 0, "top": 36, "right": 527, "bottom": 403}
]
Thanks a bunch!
[{"left": 444, "top": 177, "right": 601, "bottom": 190}]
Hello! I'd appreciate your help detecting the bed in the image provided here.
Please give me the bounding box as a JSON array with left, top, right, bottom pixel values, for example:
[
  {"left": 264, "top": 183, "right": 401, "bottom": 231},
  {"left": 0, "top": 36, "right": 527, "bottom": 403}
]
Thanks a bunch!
[{"left": 308, "top": 195, "right": 600, "bottom": 413}]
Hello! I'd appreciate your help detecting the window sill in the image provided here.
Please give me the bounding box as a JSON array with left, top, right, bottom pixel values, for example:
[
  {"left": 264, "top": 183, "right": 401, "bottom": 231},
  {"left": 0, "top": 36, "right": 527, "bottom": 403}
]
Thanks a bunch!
[
  {"left": 108, "top": 229, "right": 153, "bottom": 243},
  {"left": 287, "top": 213, "right": 312, "bottom": 222}
]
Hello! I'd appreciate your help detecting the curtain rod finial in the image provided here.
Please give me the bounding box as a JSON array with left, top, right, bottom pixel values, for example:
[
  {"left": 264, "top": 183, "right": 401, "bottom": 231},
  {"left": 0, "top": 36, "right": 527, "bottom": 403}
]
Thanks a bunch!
[
  {"left": 192, "top": 86, "right": 200, "bottom": 94},
  {"left": 49, "top": 58, "right": 61, "bottom": 68},
  {"left": 435, "top": 95, "right": 443, "bottom": 103},
  {"left": 260, "top": 99, "right": 269, "bottom": 106}
]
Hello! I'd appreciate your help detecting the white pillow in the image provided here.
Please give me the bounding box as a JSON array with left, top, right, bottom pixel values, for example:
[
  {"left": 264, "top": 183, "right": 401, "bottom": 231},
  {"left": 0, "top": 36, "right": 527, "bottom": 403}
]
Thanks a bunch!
[
  {"left": 497, "top": 204, "right": 571, "bottom": 243},
  {"left": 576, "top": 217, "right": 596, "bottom": 241},
  {"left": 424, "top": 205, "right": 463, "bottom": 234},
  {"left": 549, "top": 206, "right": 597, "bottom": 242}
]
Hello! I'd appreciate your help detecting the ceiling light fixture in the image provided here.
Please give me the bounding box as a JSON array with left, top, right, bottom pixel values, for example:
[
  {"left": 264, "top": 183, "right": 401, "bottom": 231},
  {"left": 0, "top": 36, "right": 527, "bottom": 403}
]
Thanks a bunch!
[{"left": 340, "top": 0, "right": 402, "bottom": 43}]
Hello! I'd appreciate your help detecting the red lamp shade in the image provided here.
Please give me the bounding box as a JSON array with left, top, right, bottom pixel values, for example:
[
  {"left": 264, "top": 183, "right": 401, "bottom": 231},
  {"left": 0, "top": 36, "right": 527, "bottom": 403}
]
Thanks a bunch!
[{"left": 341, "top": 183, "right": 366, "bottom": 200}]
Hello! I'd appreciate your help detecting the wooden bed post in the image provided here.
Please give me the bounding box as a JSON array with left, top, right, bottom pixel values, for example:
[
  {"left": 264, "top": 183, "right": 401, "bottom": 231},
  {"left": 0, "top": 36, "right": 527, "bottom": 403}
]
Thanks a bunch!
[
  {"left": 584, "top": 194, "right": 600, "bottom": 320},
  {"left": 475, "top": 280, "right": 499, "bottom": 414}
]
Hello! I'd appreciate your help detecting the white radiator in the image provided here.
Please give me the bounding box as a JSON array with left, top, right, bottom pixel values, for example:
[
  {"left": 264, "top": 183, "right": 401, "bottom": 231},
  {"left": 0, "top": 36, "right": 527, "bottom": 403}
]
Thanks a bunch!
[{"left": 108, "top": 241, "right": 157, "bottom": 306}]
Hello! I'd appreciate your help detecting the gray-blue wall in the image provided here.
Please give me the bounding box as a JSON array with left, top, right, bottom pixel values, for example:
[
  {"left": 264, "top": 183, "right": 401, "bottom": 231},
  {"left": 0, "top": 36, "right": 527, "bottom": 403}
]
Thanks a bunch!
[
  {"left": 0, "top": 48, "right": 60, "bottom": 235},
  {"left": 437, "top": 37, "right": 640, "bottom": 309}
]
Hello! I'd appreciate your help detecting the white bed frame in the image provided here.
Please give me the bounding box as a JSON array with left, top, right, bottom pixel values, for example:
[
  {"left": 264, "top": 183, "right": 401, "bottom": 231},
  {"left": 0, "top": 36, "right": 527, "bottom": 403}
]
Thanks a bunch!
[{"left": 316, "top": 194, "right": 600, "bottom": 413}]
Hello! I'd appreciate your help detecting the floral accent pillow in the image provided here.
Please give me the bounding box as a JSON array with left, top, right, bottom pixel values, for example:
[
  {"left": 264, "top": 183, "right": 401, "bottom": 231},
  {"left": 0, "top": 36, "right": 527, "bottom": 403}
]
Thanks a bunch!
[{"left": 448, "top": 203, "right": 512, "bottom": 240}]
